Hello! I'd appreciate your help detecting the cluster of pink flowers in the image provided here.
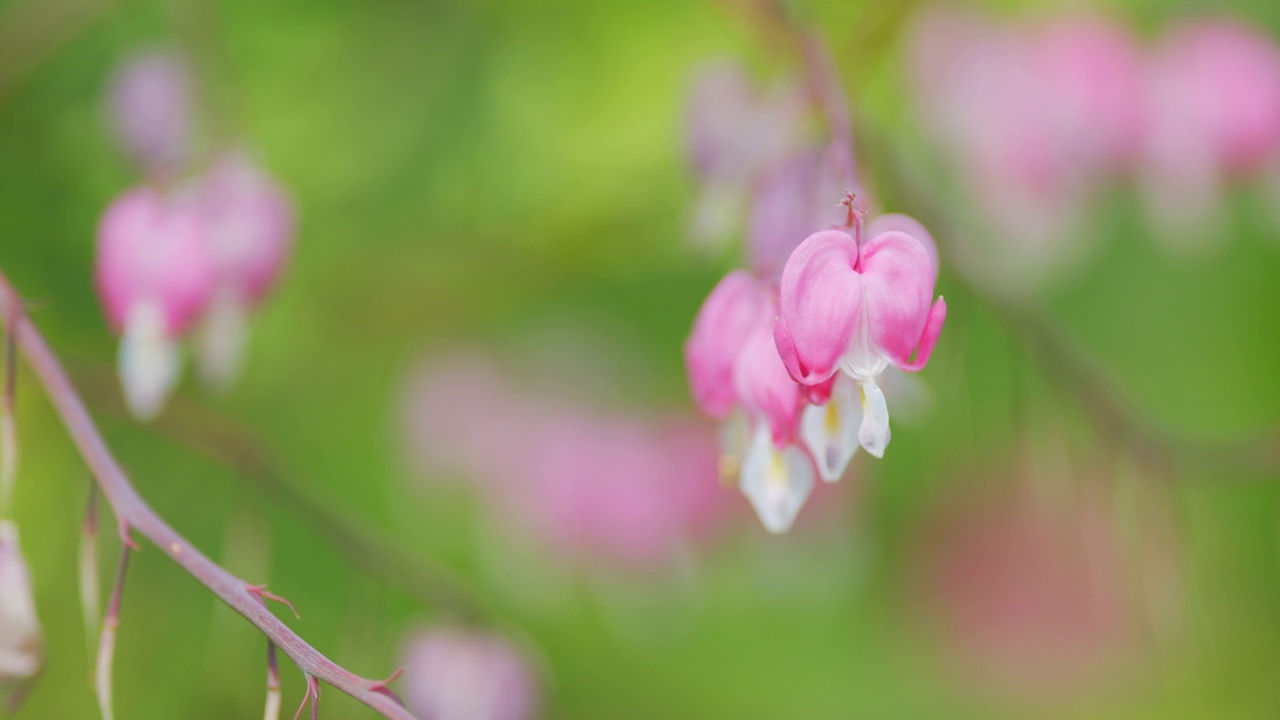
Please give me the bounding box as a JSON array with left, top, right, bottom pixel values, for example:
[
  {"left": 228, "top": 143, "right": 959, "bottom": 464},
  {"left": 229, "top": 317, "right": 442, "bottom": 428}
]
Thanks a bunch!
[
  {"left": 94, "top": 49, "right": 294, "bottom": 419},
  {"left": 684, "top": 57, "right": 946, "bottom": 533},
  {"left": 402, "top": 351, "right": 730, "bottom": 571},
  {"left": 399, "top": 625, "right": 541, "bottom": 720},
  {"left": 910, "top": 10, "right": 1280, "bottom": 288}
]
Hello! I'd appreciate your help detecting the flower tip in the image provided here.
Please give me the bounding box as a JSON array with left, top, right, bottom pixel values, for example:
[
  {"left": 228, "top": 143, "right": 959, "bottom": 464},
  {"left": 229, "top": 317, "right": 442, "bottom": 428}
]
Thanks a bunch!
[
  {"left": 0, "top": 521, "right": 44, "bottom": 686},
  {"left": 118, "top": 304, "right": 180, "bottom": 420},
  {"left": 739, "top": 428, "right": 814, "bottom": 534}
]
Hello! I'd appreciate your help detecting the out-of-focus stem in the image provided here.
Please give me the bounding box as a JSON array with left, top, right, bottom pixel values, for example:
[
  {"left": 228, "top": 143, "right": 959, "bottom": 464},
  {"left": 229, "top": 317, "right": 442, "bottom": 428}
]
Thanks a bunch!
[
  {"left": 265, "top": 642, "right": 282, "bottom": 720},
  {"left": 96, "top": 543, "right": 131, "bottom": 720},
  {"left": 1, "top": 312, "right": 16, "bottom": 517},
  {"left": 81, "top": 486, "right": 102, "bottom": 658},
  {"left": 75, "top": 367, "right": 488, "bottom": 621},
  {"left": 0, "top": 271, "right": 416, "bottom": 720}
]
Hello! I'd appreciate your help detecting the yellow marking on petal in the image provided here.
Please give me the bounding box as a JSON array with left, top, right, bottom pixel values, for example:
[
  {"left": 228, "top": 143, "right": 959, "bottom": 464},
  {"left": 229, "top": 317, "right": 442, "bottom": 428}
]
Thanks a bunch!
[
  {"left": 767, "top": 449, "right": 788, "bottom": 487},
  {"left": 718, "top": 453, "right": 740, "bottom": 486},
  {"left": 824, "top": 402, "right": 840, "bottom": 435}
]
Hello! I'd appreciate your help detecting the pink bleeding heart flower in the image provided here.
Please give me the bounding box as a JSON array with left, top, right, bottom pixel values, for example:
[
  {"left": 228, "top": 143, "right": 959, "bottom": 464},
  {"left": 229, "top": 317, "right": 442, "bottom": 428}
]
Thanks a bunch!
[
  {"left": 506, "top": 412, "right": 726, "bottom": 569},
  {"left": 1142, "top": 18, "right": 1280, "bottom": 250},
  {"left": 684, "top": 269, "right": 774, "bottom": 420},
  {"left": 106, "top": 48, "right": 194, "bottom": 176},
  {"left": 0, "top": 521, "right": 42, "bottom": 690},
  {"left": 685, "top": 271, "right": 817, "bottom": 533},
  {"left": 95, "top": 187, "right": 216, "bottom": 419},
  {"left": 191, "top": 150, "right": 295, "bottom": 390},
  {"left": 400, "top": 626, "right": 540, "bottom": 720},
  {"left": 911, "top": 487, "right": 1137, "bottom": 699},
  {"left": 774, "top": 219, "right": 946, "bottom": 460},
  {"left": 907, "top": 8, "right": 1125, "bottom": 290},
  {"left": 403, "top": 351, "right": 731, "bottom": 570},
  {"left": 1032, "top": 15, "right": 1146, "bottom": 175}
]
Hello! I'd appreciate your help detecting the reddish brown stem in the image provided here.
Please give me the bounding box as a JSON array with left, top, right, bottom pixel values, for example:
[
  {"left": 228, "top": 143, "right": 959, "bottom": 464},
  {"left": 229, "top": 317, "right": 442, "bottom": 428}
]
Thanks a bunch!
[{"left": 0, "top": 271, "right": 413, "bottom": 719}]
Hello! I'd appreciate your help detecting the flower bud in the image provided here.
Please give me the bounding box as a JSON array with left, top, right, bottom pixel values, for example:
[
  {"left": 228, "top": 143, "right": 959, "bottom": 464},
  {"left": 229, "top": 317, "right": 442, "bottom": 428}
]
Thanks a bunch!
[
  {"left": 0, "top": 521, "right": 42, "bottom": 687},
  {"left": 107, "top": 49, "right": 194, "bottom": 175}
]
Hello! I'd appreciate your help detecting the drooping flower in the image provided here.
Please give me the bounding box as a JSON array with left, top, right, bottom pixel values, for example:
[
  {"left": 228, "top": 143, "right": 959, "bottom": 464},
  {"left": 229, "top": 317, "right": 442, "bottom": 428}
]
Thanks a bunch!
[
  {"left": 685, "top": 60, "right": 807, "bottom": 253},
  {"left": 403, "top": 350, "right": 730, "bottom": 569},
  {"left": 400, "top": 625, "right": 540, "bottom": 720},
  {"left": 106, "top": 49, "right": 194, "bottom": 176},
  {"left": 95, "top": 187, "right": 216, "bottom": 419},
  {"left": 191, "top": 150, "right": 295, "bottom": 390},
  {"left": 774, "top": 215, "right": 946, "bottom": 461},
  {"left": 685, "top": 271, "right": 817, "bottom": 533},
  {"left": 0, "top": 521, "right": 42, "bottom": 689},
  {"left": 907, "top": 8, "right": 1141, "bottom": 291},
  {"left": 1141, "top": 18, "right": 1280, "bottom": 250}
]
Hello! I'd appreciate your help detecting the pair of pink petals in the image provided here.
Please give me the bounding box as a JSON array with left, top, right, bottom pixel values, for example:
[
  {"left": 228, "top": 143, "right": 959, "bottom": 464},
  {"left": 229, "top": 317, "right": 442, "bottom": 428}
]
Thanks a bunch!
[{"left": 774, "top": 225, "right": 946, "bottom": 387}]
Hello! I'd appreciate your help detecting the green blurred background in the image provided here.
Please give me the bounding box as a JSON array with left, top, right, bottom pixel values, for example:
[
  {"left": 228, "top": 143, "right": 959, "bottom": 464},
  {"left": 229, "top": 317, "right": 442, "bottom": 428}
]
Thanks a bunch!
[{"left": 2, "top": 0, "right": 1280, "bottom": 717}]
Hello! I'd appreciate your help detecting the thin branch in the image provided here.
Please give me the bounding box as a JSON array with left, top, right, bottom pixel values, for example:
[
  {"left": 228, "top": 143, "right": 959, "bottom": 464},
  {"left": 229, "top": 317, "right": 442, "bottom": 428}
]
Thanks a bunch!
[
  {"left": 73, "top": 368, "right": 489, "bottom": 621},
  {"left": 0, "top": 270, "right": 414, "bottom": 720},
  {"left": 95, "top": 542, "right": 130, "bottom": 720},
  {"left": 80, "top": 485, "right": 102, "bottom": 659},
  {"left": 1, "top": 303, "right": 16, "bottom": 516}
]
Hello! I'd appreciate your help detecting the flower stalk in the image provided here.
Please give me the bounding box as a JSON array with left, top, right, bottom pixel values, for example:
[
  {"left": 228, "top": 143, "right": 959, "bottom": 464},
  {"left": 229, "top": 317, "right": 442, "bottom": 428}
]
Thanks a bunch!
[
  {"left": 265, "top": 642, "right": 281, "bottom": 720},
  {"left": 80, "top": 486, "right": 101, "bottom": 659},
  {"left": 95, "top": 543, "right": 131, "bottom": 720}
]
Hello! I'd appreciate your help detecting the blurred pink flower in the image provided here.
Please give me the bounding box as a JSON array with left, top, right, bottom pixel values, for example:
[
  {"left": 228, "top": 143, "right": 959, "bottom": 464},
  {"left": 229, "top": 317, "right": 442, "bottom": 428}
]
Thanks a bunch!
[
  {"left": 190, "top": 150, "right": 296, "bottom": 390},
  {"left": 908, "top": 8, "right": 1141, "bottom": 289},
  {"left": 1032, "top": 16, "right": 1146, "bottom": 175},
  {"left": 747, "top": 142, "right": 864, "bottom": 282},
  {"left": 774, "top": 222, "right": 945, "bottom": 459},
  {"left": 0, "top": 521, "right": 42, "bottom": 687},
  {"left": 107, "top": 49, "right": 194, "bottom": 175},
  {"left": 400, "top": 626, "right": 540, "bottom": 720},
  {"left": 1141, "top": 18, "right": 1280, "bottom": 250},
  {"left": 684, "top": 60, "right": 807, "bottom": 254},
  {"left": 912, "top": 490, "right": 1136, "bottom": 699},
  {"left": 95, "top": 186, "right": 216, "bottom": 418},
  {"left": 503, "top": 412, "right": 725, "bottom": 568},
  {"left": 404, "top": 352, "right": 730, "bottom": 568}
]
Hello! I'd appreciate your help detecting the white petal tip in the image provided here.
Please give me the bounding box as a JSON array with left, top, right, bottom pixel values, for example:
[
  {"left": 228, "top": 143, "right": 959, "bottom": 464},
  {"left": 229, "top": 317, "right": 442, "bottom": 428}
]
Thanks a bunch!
[
  {"left": 198, "top": 288, "right": 249, "bottom": 393},
  {"left": 740, "top": 427, "right": 815, "bottom": 535},
  {"left": 119, "top": 304, "right": 181, "bottom": 421}
]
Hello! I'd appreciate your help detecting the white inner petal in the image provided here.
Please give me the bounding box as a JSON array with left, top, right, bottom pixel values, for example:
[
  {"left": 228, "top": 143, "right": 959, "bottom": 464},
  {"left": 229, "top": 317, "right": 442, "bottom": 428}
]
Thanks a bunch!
[
  {"left": 0, "top": 521, "right": 42, "bottom": 681},
  {"left": 119, "top": 301, "right": 180, "bottom": 421},
  {"left": 716, "top": 409, "right": 752, "bottom": 484},
  {"left": 799, "top": 376, "right": 861, "bottom": 482},
  {"left": 857, "top": 378, "right": 891, "bottom": 458},
  {"left": 840, "top": 304, "right": 888, "bottom": 381},
  {"left": 198, "top": 285, "right": 249, "bottom": 393},
  {"left": 739, "top": 423, "right": 815, "bottom": 534}
]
